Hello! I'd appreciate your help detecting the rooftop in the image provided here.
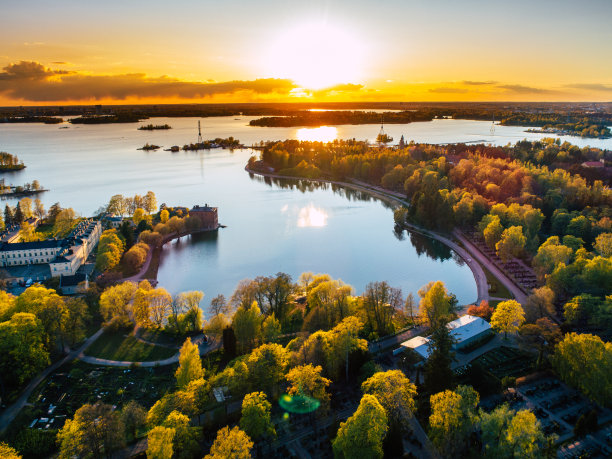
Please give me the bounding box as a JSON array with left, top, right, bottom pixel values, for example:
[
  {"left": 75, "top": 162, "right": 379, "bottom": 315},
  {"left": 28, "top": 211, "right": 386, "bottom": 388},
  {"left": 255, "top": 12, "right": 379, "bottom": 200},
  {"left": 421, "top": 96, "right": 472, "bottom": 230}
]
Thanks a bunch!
[
  {"left": 400, "top": 336, "right": 432, "bottom": 360},
  {"left": 0, "top": 239, "right": 63, "bottom": 251},
  {"left": 447, "top": 314, "right": 491, "bottom": 343}
]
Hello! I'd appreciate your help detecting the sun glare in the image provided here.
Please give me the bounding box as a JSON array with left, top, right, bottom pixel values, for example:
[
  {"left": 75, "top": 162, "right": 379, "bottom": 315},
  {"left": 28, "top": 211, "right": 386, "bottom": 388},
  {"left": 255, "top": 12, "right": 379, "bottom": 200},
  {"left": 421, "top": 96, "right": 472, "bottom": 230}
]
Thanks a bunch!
[
  {"left": 264, "top": 22, "right": 366, "bottom": 90},
  {"left": 297, "top": 204, "right": 328, "bottom": 228},
  {"left": 297, "top": 126, "right": 338, "bottom": 142}
]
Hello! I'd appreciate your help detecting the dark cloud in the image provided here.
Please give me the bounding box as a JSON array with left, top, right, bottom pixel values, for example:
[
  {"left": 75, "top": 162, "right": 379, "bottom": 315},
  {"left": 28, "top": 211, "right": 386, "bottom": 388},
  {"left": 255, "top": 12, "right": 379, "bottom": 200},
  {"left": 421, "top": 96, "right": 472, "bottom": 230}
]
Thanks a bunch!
[
  {"left": 461, "top": 80, "right": 498, "bottom": 86},
  {"left": 564, "top": 83, "right": 612, "bottom": 92},
  {"left": 497, "top": 84, "right": 553, "bottom": 94},
  {"left": 428, "top": 87, "right": 469, "bottom": 94},
  {"left": 0, "top": 61, "right": 296, "bottom": 101}
]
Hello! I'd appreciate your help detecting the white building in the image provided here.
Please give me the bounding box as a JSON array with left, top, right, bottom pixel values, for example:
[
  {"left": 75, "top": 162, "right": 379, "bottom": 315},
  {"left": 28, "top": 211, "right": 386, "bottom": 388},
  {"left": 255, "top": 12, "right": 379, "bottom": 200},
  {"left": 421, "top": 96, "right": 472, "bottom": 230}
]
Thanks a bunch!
[
  {"left": 0, "top": 219, "right": 102, "bottom": 284},
  {"left": 399, "top": 314, "right": 493, "bottom": 360}
]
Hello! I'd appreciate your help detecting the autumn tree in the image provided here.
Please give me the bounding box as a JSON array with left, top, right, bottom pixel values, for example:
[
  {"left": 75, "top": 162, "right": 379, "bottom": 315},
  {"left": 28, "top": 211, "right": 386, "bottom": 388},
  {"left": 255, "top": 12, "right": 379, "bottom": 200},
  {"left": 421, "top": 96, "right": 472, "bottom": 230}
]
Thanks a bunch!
[
  {"left": 175, "top": 337, "right": 204, "bottom": 389},
  {"left": 209, "top": 294, "right": 228, "bottom": 316},
  {"left": 96, "top": 229, "right": 125, "bottom": 272},
  {"left": 332, "top": 394, "right": 388, "bottom": 459},
  {"left": 240, "top": 392, "right": 276, "bottom": 440},
  {"left": 594, "top": 232, "right": 612, "bottom": 257},
  {"left": 173, "top": 290, "right": 204, "bottom": 333},
  {"left": 99, "top": 281, "right": 136, "bottom": 326},
  {"left": 147, "top": 426, "right": 174, "bottom": 459},
  {"left": 160, "top": 209, "right": 169, "bottom": 223},
  {"left": 361, "top": 370, "right": 417, "bottom": 427},
  {"left": 524, "top": 287, "right": 555, "bottom": 323},
  {"left": 205, "top": 426, "right": 253, "bottom": 459},
  {"left": 144, "top": 191, "right": 157, "bottom": 214},
  {"left": 0, "top": 443, "right": 21, "bottom": 459},
  {"left": 467, "top": 300, "right": 494, "bottom": 321},
  {"left": 418, "top": 281, "right": 456, "bottom": 329},
  {"left": 490, "top": 300, "right": 526, "bottom": 339}
]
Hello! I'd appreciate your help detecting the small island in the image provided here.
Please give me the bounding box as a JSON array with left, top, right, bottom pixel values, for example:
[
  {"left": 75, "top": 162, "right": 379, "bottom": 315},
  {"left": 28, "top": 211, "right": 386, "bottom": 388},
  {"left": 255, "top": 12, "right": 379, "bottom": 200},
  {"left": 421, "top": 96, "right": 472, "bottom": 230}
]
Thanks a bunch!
[
  {"left": 0, "top": 116, "right": 63, "bottom": 124},
  {"left": 70, "top": 113, "right": 148, "bottom": 124},
  {"left": 0, "top": 179, "right": 47, "bottom": 198},
  {"left": 0, "top": 152, "right": 26, "bottom": 172},
  {"left": 138, "top": 123, "right": 172, "bottom": 131},
  {"left": 182, "top": 136, "right": 242, "bottom": 150},
  {"left": 138, "top": 143, "right": 161, "bottom": 151}
]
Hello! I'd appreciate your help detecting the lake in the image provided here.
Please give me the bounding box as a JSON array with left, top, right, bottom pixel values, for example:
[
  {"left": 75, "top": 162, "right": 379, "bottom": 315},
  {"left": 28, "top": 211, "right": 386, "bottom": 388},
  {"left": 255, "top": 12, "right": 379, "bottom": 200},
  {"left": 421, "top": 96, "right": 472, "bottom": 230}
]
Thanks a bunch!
[{"left": 1, "top": 117, "right": 609, "bottom": 307}]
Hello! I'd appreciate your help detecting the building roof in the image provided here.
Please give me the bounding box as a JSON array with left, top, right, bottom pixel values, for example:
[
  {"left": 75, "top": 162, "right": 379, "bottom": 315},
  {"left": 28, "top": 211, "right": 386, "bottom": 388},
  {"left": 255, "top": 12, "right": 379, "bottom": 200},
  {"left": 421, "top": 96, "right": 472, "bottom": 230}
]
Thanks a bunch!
[
  {"left": 447, "top": 315, "right": 491, "bottom": 343},
  {"left": 400, "top": 336, "right": 432, "bottom": 359},
  {"left": 60, "top": 273, "right": 87, "bottom": 287},
  {"left": 0, "top": 239, "right": 63, "bottom": 251},
  {"left": 191, "top": 204, "right": 217, "bottom": 212},
  {"left": 582, "top": 161, "right": 604, "bottom": 168}
]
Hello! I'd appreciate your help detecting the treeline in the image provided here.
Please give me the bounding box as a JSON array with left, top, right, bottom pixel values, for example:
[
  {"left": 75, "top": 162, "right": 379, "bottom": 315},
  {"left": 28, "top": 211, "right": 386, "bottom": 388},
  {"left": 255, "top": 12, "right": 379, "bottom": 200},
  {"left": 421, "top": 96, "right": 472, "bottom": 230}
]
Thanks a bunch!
[
  {"left": 503, "top": 113, "right": 611, "bottom": 137},
  {"left": 69, "top": 113, "right": 148, "bottom": 124},
  {"left": 138, "top": 123, "right": 171, "bottom": 130},
  {"left": 0, "top": 152, "right": 25, "bottom": 171},
  {"left": 249, "top": 110, "right": 436, "bottom": 127},
  {"left": 0, "top": 116, "right": 63, "bottom": 124},
  {"left": 255, "top": 139, "right": 611, "bottom": 335},
  {"left": 0, "top": 286, "right": 92, "bottom": 397},
  {"left": 1, "top": 199, "right": 76, "bottom": 240}
]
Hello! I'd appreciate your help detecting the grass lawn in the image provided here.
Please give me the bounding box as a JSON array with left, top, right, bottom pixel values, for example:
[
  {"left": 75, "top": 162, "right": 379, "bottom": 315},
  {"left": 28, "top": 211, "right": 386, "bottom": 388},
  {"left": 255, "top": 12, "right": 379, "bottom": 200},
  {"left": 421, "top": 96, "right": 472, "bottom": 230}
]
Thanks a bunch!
[
  {"left": 84, "top": 329, "right": 177, "bottom": 361},
  {"left": 483, "top": 266, "right": 514, "bottom": 299}
]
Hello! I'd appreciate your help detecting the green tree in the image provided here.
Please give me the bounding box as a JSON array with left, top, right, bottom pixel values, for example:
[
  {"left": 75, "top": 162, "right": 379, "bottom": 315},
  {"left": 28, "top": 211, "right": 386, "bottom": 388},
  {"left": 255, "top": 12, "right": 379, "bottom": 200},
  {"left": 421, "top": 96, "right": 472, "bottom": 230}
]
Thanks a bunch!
[
  {"left": 286, "top": 364, "right": 331, "bottom": 410},
  {"left": 246, "top": 343, "right": 289, "bottom": 397},
  {"left": 552, "top": 333, "right": 612, "bottom": 406},
  {"left": 121, "top": 401, "right": 147, "bottom": 441},
  {"left": 0, "top": 313, "right": 50, "bottom": 387},
  {"left": 240, "top": 391, "right": 276, "bottom": 440},
  {"left": 261, "top": 313, "right": 281, "bottom": 342},
  {"left": 332, "top": 394, "right": 388, "bottom": 459},
  {"left": 146, "top": 426, "right": 175, "bottom": 459},
  {"left": 362, "top": 281, "right": 402, "bottom": 336},
  {"left": 490, "top": 300, "right": 526, "bottom": 339},
  {"left": 205, "top": 426, "right": 253, "bottom": 459},
  {"left": 424, "top": 324, "right": 455, "bottom": 394},
  {"left": 175, "top": 337, "right": 204, "bottom": 389},
  {"left": 232, "top": 302, "right": 263, "bottom": 353},
  {"left": 57, "top": 403, "right": 125, "bottom": 459},
  {"left": 162, "top": 410, "right": 199, "bottom": 459},
  {"left": 429, "top": 385, "right": 479, "bottom": 457},
  {"left": 361, "top": 370, "right": 417, "bottom": 427},
  {"left": 496, "top": 226, "right": 526, "bottom": 262}
]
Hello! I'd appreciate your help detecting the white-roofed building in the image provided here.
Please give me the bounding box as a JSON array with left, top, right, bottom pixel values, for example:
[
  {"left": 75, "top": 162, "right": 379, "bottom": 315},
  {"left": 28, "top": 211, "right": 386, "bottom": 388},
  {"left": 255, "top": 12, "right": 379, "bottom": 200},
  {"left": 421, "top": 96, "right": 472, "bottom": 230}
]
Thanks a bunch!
[
  {"left": 400, "top": 336, "right": 432, "bottom": 360},
  {"left": 447, "top": 314, "right": 492, "bottom": 350},
  {"left": 398, "top": 315, "right": 493, "bottom": 360}
]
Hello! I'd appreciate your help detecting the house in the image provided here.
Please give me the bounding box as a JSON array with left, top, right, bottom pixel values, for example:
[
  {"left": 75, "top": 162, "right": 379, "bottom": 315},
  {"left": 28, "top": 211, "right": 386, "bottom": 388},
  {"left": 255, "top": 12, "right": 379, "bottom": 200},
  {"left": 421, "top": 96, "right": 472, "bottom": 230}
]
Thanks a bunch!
[{"left": 581, "top": 159, "right": 605, "bottom": 168}]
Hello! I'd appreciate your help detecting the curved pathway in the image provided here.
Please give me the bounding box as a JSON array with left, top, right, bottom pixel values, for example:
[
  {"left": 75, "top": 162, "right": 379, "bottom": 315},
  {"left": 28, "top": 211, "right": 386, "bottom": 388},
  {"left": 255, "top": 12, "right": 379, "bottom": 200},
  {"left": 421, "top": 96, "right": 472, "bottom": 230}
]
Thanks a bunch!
[
  {"left": 0, "top": 328, "right": 104, "bottom": 434},
  {"left": 78, "top": 336, "right": 219, "bottom": 368}
]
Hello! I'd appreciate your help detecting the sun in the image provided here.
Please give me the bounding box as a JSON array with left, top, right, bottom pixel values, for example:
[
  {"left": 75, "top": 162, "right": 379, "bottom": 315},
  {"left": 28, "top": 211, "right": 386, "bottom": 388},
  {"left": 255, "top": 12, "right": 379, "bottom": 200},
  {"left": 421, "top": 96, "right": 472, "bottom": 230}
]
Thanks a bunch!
[{"left": 263, "top": 22, "right": 366, "bottom": 90}]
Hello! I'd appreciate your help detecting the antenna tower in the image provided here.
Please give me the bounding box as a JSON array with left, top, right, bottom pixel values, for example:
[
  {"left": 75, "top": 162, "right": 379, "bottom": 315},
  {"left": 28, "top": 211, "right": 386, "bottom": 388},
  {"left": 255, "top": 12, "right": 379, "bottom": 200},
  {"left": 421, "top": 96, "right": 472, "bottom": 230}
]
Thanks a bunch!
[
  {"left": 490, "top": 114, "right": 495, "bottom": 135},
  {"left": 197, "top": 120, "right": 203, "bottom": 144}
]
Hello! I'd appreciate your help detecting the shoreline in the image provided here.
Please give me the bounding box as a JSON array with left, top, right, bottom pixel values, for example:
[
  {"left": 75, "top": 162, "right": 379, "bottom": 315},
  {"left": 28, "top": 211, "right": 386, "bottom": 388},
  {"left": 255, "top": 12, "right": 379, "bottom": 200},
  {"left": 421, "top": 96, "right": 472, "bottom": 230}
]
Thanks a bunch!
[{"left": 245, "top": 165, "right": 490, "bottom": 307}]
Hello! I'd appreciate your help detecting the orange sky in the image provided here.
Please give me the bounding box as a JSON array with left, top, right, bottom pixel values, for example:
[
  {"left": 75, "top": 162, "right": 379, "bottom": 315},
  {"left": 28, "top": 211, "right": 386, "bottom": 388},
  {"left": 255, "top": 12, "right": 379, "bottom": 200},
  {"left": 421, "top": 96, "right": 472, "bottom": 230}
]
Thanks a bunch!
[{"left": 1, "top": 0, "right": 611, "bottom": 105}]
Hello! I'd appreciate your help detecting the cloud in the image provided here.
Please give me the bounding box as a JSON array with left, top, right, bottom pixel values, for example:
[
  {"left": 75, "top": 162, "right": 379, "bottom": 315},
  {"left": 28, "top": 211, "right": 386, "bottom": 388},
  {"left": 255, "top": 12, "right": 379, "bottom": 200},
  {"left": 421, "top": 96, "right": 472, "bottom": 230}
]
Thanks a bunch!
[
  {"left": 428, "top": 87, "right": 469, "bottom": 94},
  {"left": 461, "top": 80, "right": 498, "bottom": 86},
  {"left": 0, "top": 61, "right": 297, "bottom": 102},
  {"left": 308, "top": 83, "right": 365, "bottom": 97},
  {"left": 497, "top": 84, "right": 554, "bottom": 94},
  {"left": 564, "top": 83, "right": 612, "bottom": 92}
]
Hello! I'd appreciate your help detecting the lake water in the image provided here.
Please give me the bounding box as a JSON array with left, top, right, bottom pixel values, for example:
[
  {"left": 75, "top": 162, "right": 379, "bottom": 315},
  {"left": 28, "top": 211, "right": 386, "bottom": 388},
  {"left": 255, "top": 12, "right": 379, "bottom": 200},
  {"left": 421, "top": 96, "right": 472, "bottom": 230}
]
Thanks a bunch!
[{"left": 1, "top": 117, "right": 610, "bottom": 307}]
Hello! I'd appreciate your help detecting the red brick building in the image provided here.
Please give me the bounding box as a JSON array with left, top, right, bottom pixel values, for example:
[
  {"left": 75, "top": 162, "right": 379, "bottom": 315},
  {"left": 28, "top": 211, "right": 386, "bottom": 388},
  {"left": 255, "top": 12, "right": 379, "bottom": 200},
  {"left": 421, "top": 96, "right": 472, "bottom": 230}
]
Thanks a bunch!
[{"left": 190, "top": 204, "right": 219, "bottom": 230}]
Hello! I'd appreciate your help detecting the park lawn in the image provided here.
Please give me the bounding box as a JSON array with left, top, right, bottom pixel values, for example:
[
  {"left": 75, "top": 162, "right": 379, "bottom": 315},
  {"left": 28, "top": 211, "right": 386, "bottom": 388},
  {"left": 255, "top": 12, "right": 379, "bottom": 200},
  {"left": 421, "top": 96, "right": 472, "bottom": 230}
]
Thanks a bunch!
[
  {"left": 84, "top": 330, "right": 177, "bottom": 362},
  {"left": 483, "top": 266, "right": 514, "bottom": 299}
]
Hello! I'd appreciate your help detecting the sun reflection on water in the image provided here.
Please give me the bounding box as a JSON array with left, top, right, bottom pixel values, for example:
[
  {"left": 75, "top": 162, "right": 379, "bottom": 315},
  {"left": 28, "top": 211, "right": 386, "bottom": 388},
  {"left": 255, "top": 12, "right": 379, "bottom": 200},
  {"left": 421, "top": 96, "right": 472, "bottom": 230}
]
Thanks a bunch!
[
  {"left": 296, "top": 126, "right": 338, "bottom": 142},
  {"left": 297, "top": 204, "right": 328, "bottom": 227}
]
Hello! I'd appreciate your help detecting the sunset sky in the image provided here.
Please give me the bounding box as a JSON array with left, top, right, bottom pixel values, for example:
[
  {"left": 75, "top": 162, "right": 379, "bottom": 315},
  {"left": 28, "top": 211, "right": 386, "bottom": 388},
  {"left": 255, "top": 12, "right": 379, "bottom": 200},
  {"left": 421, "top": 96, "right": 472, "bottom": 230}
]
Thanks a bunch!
[{"left": 1, "top": 0, "right": 611, "bottom": 105}]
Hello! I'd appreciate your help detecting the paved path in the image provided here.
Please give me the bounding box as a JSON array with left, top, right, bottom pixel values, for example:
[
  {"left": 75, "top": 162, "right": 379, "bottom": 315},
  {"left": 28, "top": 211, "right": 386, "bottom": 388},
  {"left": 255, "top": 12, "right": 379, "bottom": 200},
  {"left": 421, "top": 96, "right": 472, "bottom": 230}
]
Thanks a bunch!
[
  {"left": 78, "top": 337, "right": 220, "bottom": 368},
  {"left": 453, "top": 231, "right": 527, "bottom": 305},
  {"left": 0, "top": 328, "right": 104, "bottom": 434}
]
